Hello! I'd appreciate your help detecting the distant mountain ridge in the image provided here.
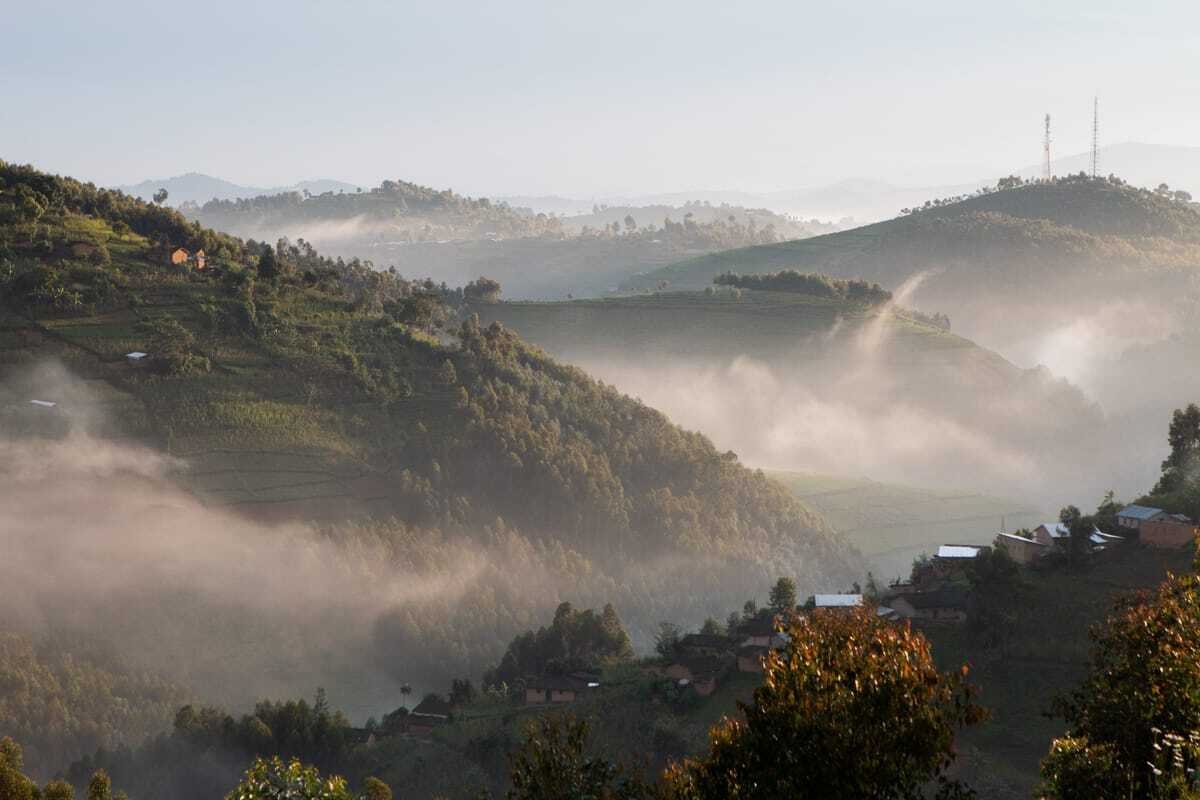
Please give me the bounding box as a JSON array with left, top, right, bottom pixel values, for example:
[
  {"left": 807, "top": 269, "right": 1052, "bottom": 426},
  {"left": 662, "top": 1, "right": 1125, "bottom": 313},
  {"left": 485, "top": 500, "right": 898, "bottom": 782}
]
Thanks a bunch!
[
  {"left": 114, "top": 172, "right": 362, "bottom": 207},
  {"left": 506, "top": 143, "right": 1200, "bottom": 225}
]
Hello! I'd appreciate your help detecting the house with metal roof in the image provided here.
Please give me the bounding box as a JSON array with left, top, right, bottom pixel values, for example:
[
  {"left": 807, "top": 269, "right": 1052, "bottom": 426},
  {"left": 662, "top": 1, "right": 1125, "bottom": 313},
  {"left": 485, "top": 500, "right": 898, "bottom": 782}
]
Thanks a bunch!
[
  {"left": 813, "top": 594, "right": 862, "bottom": 608},
  {"left": 524, "top": 673, "right": 596, "bottom": 705},
  {"left": 936, "top": 544, "right": 987, "bottom": 560},
  {"left": 993, "top": 531, "right": 1048, "bottom": 564},
  {"left": 1031, "top": 522, "right": 1124, "bottom": 555},
  {"left": 1116, "top": 504, "right": 1166, "bottom": 530},
  {"left": 890, "top": 588, "right": 970, "bottom": 625}
]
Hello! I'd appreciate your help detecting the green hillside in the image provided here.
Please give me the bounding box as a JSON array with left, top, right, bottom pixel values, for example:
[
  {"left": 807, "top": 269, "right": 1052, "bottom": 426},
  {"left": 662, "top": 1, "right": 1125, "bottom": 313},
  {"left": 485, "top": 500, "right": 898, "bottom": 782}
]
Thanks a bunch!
[
  {"left": 767, "top": 471, "right": 1047, "bottom": 582},
  {"left": 624, "top": 175, "right": 1200, "bottom": 294},
  {"left": 0, "top": 162, "right": 864, "bottom": 721},
  {"left": 468, "top": 286, "right": 1104, "bottom": 503}
]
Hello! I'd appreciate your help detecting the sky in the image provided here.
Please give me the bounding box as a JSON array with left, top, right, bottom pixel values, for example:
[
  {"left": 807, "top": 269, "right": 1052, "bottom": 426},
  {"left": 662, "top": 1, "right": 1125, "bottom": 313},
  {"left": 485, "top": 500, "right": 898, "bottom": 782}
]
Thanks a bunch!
[{"left": 3, "top": 0, "right": 1200, "bottom": 197}]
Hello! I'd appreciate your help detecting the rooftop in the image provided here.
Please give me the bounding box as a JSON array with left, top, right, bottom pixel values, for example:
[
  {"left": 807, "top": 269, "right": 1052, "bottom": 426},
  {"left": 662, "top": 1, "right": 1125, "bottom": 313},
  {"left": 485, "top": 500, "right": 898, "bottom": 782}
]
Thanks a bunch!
[
  {"left": 995, "top": 532, "right": 1046, "bottom": 545},
  {"left": 1118, "top": 504, "right": 1165, "bottom": 520},
  {"left": 814, "top": 594, "right": 862, "bottom": 608},
  {"left": 936, "top": 544, "right": 985, "bottom": 559},
  {"left": 411, "top": 695, "right": 453, "bottom": 718}
]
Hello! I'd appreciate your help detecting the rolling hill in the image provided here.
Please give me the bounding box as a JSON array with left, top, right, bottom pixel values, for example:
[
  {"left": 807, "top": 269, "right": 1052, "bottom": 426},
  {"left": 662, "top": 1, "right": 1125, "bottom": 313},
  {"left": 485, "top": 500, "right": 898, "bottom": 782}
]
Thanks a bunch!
[
  {"left": 0, "top": 160, "right": 863, "bottom": 731},
  {"left": 182, "top": 180, "right": 842, "bottom": 300},
  {"left": 619, "top": 176, "right": 1200, "bottom": 430},
  {"left": 467, "top": 286, "right": 1111, "bottom": 507},
  {"left": 624, "top": 175, "right": 1200, "bottom": 296}
]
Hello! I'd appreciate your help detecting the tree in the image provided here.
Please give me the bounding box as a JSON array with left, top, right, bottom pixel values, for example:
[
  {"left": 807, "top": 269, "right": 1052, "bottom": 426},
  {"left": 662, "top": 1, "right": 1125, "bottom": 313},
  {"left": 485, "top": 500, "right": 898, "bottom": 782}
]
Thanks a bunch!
[
  {"left": 1059, "top": 505, "right": 1093, "bottom": 569},
  {"left": 224, "top": 756, "right": 356, "bottom": 800},
  {"left": 504, "top": 716, "right": 654, "bottom": 800},
  {"left": 1094, "top": 490, "right": 1122, "bottom": 534},
  {"left": 1154, "top": 404, "right": 1200, "bottom": 495},
  {"left": 699, "top": 618, "right": 724, "bottom": 636},
  {"left": 655, "top": 622, "right": 681, "bottom": 659},
  {"left": 768, "top": 577, "right": 797, "bottom": 614},
  {"left": 87, "top": 769, "right": 112, "bottom": 800},
  {"left": 153, "top": 188, "right": 169, "bottom": 205},
  {"left": 665, "top": 608, "right": 985, "bottom": 800},
  {"left": 450, "top": 678, "right": 476, "bottom": 706},
  {"left": 484, "top": 603, "right": 635, "bottom": 688},
  {"left": 1, "top": 737, "right": 37, "bottom": 800},
  {"left": 387, "top": 291, "right": 449, "bottom": 335},
  {"left": 464, "top": 277, "right": 502, "bottom": 303},
  {"left": 257, "top": 244, "right": 280, "bottom": 281},
  {"left": 361, "top": 778, "right": 391, "bottom": 800},
  {"left": 1039, "top": 550, "right": 1200, "bottom": 799}
]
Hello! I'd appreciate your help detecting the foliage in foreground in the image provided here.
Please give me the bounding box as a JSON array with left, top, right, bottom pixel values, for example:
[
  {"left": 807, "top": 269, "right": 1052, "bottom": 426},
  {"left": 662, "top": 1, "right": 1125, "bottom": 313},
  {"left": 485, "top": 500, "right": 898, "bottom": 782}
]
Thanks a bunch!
[
  {"left": 224, "top": 756, "right": 389, "bottom": 800},
  {"left": 1038, "top": 543, "right": 1200, "bottom": 799},
  {"left": 1, "top": 737, "right": 119, "bottom": 800},
  {"left": 486, "top": 608, "right": 984, "bottom": 800},
  {"left": 666, "top": 607, "right": 984, "bottom": 800}
]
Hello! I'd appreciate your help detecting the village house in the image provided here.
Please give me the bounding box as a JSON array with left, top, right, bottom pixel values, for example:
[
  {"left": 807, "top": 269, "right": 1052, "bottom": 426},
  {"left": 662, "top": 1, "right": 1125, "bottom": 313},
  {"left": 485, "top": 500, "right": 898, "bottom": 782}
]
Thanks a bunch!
[
  {"left": 936, "top": 544, "right": 987, "bottom": 561},
  {"left": 664, "top": 655, "right": 729, "bottom": 697},
  {"left": 407, "top": 695, "right": 453, "bottom": 734},
  {"left": 170, "top": 247, "right": 190, "bottom": 266},
  {"left": 1116, "top": 504, "right": 1167, "bottom": 531},
  {"left": 910, "top": 545, "right": 987, "bottom": 586},
  {"left": 994, "top": 531, "right": 1048, "bottom": 565},
  {"left": 1031, "top": 522, "right": 1123, "bottom": 553},
  {"left": 194, "top": 249, "right": 207, "bottom": 269},
  {"left": 524, "top": 673, "right": 598, "bottom": 705},
  {"left": 736, "top": 614, "right": 778, "bottom": 647},
  {"left": 890, "top": 588, "right": 970, "bottom": 625},
  {"left": 1140, "top": 514, "right": 1199, "bottom": 548}
]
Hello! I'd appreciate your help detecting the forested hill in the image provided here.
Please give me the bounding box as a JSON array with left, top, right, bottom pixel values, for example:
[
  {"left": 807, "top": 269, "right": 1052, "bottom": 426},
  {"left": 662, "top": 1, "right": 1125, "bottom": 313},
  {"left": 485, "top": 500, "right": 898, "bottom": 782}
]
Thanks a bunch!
[
  {"left": 0, "top": 162, "right": 863, "bottom": 736},
  {"left": 187, "top": 178, "right": 564, "bottom": 241},
  {"left": 623, "top": 175, "right": 1200, "bottom": 294}
]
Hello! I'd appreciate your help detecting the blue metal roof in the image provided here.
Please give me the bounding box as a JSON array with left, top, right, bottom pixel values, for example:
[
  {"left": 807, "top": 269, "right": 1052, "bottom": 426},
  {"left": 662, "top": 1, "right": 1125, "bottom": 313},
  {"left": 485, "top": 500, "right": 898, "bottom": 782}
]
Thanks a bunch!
[{"left": 1118, "top": 504, "right": 1164, "bottom": 520}]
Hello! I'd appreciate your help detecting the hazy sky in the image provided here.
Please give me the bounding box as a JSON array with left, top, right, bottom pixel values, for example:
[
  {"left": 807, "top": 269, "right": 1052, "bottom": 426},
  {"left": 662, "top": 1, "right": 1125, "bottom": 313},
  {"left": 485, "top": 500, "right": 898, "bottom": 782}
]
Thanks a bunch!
[{"left": 3, "top": 0, "right": 1199, "bottom": 196}]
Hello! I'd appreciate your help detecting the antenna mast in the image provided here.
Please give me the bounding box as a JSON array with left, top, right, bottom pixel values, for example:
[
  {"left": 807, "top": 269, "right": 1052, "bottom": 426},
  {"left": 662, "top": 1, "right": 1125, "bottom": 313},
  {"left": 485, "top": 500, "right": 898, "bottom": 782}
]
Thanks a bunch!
[
  {"left": 1043, "top": 114, "right": 1052, "bottom": 181},
  {"left": 1091, "top": 96, "right": 1100, "bottom": 178}
]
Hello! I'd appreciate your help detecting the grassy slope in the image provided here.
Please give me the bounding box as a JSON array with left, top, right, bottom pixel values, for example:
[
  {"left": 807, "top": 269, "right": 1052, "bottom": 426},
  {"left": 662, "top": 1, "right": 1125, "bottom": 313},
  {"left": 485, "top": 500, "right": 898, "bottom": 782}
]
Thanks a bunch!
[
  {"left": 929, "top": 544, "right": 1195, "bottom": 799},
  {"left": 768, "top": 471, "right": 1047, "bottom": 583},
  {"left": 625, "top": 178, "right": 1200, "bottom": 293}
]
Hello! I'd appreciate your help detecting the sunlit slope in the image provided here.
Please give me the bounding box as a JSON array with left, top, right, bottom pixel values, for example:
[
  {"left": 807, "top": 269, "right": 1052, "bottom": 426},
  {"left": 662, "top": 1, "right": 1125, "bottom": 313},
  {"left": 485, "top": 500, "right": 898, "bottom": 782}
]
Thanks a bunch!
[
  {"left": 624, "top": 177, "right": 1200, "bottom": 293},
  {"left": 0, "top": 160, "right": 863, "bottom": 604}
]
